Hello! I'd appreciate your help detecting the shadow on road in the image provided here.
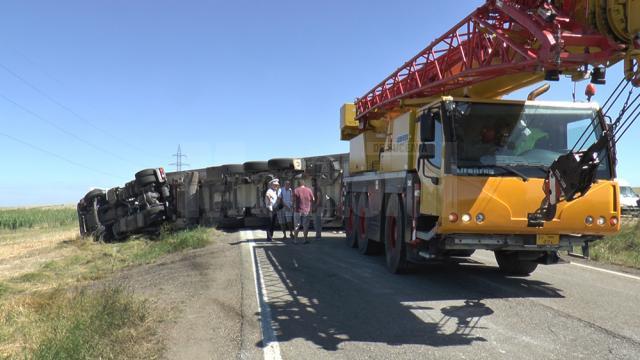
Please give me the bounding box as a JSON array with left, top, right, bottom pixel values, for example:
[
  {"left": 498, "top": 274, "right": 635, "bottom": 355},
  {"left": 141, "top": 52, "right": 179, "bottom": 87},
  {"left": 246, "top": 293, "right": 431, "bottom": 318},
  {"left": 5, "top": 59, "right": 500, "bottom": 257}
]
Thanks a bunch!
[{"left": 249, "top": 234, "right": 563, "bottom": 352}]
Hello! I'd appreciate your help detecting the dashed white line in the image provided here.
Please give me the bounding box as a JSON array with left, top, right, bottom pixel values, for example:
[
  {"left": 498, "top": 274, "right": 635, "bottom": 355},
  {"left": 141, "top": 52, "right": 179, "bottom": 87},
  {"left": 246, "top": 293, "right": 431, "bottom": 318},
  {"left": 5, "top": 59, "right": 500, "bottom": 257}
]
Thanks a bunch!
[
  {"left": 570, "top": 261, "right": 640, "bottom": 281},
  {"left": 245, "top": 230, "right": 283, "bottom": 360}
]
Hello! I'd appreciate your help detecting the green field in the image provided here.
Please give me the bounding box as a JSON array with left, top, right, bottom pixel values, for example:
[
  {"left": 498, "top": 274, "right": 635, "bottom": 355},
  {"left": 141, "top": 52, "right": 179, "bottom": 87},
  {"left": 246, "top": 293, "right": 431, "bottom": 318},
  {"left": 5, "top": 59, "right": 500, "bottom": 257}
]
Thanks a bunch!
[
  {"left": 0, "top": 207, "right": 77, "bottom": 230},
  {"left": 590, "top": 220, "right": 640, "bottom": 268},
  {"left": 634, "top": 187, "right": 640, "bottom": 195}
]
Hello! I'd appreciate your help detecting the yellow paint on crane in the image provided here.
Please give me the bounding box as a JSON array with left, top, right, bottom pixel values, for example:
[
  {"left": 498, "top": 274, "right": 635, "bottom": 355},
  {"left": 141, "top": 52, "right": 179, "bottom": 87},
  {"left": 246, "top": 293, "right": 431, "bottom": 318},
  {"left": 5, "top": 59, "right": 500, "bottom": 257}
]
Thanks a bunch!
[
  {"left": 380, "top": 110, "right": 418, "bottom": 173},
  {"left": 340, "top": 103, "right": 359, "bottom": 141},
  {"left": 349, "top": 131, "right": 386, "bottom": 174},
  {"left": 434, "top": 176, "right": 620, "bottom": 236}
]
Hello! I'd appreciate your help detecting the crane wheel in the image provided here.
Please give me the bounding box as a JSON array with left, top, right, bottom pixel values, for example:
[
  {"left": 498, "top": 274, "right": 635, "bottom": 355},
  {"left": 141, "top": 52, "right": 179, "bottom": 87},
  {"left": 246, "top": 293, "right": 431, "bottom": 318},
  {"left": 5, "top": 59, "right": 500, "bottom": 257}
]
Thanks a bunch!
[
  {"left": 384, "top": 194, "right": 409, "bottom": 274},
  {"left": 344, "top": 194, "right": 358, "bottom": 248}
]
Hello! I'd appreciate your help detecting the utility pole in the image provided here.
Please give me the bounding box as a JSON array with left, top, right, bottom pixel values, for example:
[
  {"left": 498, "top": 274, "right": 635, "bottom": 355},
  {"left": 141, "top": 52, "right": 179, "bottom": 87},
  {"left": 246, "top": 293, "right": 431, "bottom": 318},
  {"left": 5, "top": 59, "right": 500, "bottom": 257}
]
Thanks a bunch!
[{"left": 170, "top": 145, "right": 190, "bottom": 172}]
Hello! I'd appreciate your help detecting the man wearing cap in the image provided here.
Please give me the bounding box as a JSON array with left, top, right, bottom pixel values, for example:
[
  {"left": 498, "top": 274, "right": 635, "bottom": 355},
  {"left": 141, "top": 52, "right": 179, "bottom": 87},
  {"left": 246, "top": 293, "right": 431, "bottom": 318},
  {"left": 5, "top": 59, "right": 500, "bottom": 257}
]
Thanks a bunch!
[{"left": 265, "top": 178, "right": 280, "bottom": 241}]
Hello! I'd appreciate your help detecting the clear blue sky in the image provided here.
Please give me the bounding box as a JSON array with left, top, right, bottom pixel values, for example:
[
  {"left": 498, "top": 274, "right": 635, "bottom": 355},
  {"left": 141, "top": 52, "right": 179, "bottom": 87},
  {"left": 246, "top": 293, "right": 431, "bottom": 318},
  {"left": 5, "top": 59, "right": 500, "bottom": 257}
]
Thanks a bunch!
[{"left": 0, "top": 0, "right": 638, "bottom": 206}]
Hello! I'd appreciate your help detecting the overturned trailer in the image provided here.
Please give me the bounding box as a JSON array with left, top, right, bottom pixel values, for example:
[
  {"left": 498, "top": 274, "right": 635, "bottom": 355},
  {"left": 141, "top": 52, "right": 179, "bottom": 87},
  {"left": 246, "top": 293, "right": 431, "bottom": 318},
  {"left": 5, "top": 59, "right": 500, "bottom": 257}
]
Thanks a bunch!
[
  {"left": 77, "top": 154, "right": 349, "bottom": 240},
  {"left": 193, "top": 154, "right": 348, "bottom": 229}
]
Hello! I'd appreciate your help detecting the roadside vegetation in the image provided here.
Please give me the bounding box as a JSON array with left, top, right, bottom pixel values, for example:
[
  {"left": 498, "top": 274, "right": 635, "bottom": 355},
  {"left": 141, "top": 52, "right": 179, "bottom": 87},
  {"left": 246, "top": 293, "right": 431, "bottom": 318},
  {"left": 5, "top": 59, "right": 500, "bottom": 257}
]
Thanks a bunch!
[
  {"left": 589, "top": 220, "right": 640, "bottom": 269},
  {"left": 0, "top": 207, "right": 215, "bottom": 359}
]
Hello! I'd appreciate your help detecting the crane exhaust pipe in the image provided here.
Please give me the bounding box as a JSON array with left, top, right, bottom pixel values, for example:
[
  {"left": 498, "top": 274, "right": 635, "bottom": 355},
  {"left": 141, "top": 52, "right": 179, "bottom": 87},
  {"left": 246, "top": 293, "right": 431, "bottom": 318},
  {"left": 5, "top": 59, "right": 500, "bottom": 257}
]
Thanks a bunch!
[{"left": 527, "top": 83, "right": 551, "bottom": 101}]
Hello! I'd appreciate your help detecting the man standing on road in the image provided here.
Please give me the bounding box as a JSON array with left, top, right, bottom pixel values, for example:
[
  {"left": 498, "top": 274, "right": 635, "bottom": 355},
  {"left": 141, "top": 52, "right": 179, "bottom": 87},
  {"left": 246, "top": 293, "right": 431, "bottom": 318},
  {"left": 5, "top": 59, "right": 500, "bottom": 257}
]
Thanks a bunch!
[
  {"left": 312, "top": 178, "right": 324, "bottom": 240},
  {"left": 278, "top": 180, "right": 294, "bottom": 239},
  {"left": 265, "top": 179, "right": 280, "bottom": 242},
  {"left": 293, "top": 179, "right": 315, "bottom": 244}
]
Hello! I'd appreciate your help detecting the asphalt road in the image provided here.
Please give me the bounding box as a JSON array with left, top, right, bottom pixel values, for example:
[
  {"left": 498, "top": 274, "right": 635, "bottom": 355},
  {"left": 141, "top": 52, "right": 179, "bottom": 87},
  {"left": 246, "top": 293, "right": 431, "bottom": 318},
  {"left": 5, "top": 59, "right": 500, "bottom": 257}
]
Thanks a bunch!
[{"left": 238, "top": 230, "right": 640, "bottom": 360}]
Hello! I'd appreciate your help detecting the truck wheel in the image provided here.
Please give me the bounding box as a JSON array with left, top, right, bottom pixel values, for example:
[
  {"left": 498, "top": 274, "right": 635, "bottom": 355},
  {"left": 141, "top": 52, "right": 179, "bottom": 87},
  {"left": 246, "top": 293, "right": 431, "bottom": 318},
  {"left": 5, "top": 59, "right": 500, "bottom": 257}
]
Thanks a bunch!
[
  {"left": 384, "top": 194, "right": 408, "bottom": 274},
  {"left": 135, "top": 168, "right": 156, "bottom": 178},
  {"left": 345, "top": 194, "right": 357, "bottom": 248},
  {"left": 268, "top": 158, "right": 295, "bottom": 170},
  {"left": 136, "top": 175, "right": 157, "bottom": 188},
  {"left": 243, "top": 161, "right": 269, "bottom": 172},
  {"left": 356, "top": 195, "right": 380, "bottom": 255},
  {"left": 495, "top": 251, "right": 538, "bottom": 276}
]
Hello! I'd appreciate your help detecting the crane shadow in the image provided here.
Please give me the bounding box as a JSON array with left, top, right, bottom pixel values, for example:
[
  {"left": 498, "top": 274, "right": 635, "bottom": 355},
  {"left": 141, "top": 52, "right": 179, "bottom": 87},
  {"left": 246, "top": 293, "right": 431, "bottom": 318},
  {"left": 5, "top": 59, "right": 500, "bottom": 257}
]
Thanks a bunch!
[{"left": 250, "top": 234, "right": 563, "bottom": 352}]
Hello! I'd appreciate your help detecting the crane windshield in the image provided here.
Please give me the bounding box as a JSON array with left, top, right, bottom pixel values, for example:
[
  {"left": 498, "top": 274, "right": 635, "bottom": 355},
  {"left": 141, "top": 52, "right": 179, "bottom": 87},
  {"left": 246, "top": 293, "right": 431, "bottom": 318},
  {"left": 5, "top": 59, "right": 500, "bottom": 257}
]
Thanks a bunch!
[{"left": 451, "top": 101, "right": 612, "bottom": 179}]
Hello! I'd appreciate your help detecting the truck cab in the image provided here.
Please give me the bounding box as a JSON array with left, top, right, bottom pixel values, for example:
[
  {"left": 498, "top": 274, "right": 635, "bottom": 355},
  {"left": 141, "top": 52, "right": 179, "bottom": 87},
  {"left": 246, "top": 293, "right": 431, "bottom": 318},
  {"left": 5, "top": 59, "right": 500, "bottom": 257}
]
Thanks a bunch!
[{"left": 343, "top": 97, "right": 621, "bottom": 275}]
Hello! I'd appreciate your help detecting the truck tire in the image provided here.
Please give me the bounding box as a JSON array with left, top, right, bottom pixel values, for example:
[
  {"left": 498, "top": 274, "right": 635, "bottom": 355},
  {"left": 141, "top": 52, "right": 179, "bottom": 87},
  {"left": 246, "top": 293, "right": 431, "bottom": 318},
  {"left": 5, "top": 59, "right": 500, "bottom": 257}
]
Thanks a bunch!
[
  {"left": 268, "top": 158, "right": 294, "bottom": 170},
  {"left": 135, "top": 169, "right": 158, "bottom": 187},
  {"left": 384, "top": 194, "right": 409, "bottom": 274},
  {"left": 135, "top": 168, "right": 156, "bottom": 178},
  {"left": 345, "top": 194, "right": 358, "bottom": 248},
  {"left": 84, "top": 189, "right": 105, "bottom": 203},
  {"left": 243, "top": 161, "right": 269, "bottom": 172},
  {"left": 494, "top": 251, "right": 538, "bottom": 276},
  {"left": 356, "top": 195, "right": 380, "bottom": 255},
  {"left": 222, "top": 164, "right": 245, "bottom": 175},
  {"left": 136, "top": 175, "right": 157, "bottom": 188}
]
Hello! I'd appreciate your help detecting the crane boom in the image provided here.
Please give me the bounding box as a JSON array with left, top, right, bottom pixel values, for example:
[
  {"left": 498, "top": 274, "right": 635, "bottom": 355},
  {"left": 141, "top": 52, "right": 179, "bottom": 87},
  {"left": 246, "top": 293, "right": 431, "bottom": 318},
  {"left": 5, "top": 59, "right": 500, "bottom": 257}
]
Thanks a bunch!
[{"left": 356, "top": 0, "right": 639, "bottom": 122}]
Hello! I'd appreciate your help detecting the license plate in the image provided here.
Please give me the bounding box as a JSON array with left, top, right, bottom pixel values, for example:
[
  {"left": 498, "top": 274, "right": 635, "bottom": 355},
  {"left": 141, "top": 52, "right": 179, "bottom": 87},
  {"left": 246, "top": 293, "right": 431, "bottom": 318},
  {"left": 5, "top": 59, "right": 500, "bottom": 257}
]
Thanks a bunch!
[{"left": 536, "top": 234, "right": 560, "bottom": 246}]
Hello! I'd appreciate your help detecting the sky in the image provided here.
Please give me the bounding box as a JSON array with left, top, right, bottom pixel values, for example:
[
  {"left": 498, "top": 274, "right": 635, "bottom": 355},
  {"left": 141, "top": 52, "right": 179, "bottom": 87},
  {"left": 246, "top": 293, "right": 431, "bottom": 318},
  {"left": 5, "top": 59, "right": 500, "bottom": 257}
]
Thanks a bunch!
[{"left": 0, "top": 0, "right": 638, "bottom": 206}]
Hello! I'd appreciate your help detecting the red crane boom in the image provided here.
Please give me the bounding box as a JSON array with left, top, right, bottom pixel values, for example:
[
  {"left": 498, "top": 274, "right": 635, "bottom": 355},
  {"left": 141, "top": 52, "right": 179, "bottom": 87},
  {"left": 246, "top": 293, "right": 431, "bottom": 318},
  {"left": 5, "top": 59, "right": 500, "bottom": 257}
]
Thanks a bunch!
[{"left": 355, "top": 0, "right": 637, "bottom": 122}]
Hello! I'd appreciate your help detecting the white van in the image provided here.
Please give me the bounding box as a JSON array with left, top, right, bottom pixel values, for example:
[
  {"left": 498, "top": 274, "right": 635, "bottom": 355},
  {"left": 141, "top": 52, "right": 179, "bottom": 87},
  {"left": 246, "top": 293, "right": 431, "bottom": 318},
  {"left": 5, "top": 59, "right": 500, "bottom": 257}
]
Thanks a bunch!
[{"left": 620, "top": 186, "right": 640, "bottom": 216}]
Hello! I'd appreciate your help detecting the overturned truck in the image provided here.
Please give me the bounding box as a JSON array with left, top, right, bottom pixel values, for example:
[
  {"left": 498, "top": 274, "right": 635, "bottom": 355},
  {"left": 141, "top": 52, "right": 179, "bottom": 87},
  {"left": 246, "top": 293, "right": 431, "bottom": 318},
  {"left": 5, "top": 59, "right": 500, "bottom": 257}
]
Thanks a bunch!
[
  {"left": 77, "top": 168, "right": 173, "bottom": 241},
  {"left": 77, "top": 154, "right": 348, "bottom": 240}
]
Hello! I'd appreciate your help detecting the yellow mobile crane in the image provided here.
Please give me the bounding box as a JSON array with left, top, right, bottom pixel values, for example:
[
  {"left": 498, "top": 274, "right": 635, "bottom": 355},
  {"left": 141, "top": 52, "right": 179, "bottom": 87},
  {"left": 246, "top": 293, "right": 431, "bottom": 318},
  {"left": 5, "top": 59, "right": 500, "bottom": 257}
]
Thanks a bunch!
[{"left": 341, "top": 0, "right": 639, "bottom": 275}]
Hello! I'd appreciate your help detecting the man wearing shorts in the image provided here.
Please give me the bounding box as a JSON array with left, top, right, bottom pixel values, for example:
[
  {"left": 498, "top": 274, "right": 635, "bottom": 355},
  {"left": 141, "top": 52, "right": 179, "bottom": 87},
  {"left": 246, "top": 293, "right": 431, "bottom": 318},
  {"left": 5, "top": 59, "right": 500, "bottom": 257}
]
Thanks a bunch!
[
  {"left": 293, "top": 179, "right": 315, "bottom": 244},
  {"left": 278, "top": 180, "right": 294, "bottom": 239}
]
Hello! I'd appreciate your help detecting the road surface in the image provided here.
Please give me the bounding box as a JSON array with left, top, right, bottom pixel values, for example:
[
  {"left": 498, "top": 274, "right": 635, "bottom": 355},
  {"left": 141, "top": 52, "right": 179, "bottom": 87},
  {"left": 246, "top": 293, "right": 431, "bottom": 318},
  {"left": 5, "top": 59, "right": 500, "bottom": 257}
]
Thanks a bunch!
[{"left": 138, "top": 230, "right": 640, "bottom": 359}]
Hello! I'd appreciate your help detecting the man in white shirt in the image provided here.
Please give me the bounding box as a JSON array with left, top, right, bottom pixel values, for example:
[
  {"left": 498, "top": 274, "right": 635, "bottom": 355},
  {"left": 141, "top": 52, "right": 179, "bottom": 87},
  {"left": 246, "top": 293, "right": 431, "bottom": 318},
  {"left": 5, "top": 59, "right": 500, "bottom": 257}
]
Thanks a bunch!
[
  {"left": 278, "top": 180, "right": 294, "bottom": 239},
  {"left": 265, "top": 178, "right": 279, "bottom": 241}
]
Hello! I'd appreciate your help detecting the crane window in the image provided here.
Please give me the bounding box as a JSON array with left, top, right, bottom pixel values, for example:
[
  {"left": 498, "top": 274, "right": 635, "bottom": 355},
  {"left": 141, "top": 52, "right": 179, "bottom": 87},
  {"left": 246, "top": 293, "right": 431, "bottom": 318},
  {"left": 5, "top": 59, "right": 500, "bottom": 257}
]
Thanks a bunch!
[{"left": 451, "top": 102, "right": 611, "bottom": 179}]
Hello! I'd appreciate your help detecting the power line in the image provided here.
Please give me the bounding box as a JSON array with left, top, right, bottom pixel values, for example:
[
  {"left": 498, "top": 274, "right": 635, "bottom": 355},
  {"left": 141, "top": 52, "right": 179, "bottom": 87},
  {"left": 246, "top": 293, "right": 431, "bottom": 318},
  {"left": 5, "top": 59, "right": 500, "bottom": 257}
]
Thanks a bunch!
[
  {"left": 0, "top": 61, "right": 151, "bottom": 155},
  {"left": 0, "top": 93, "right": 140, "bottom": 166},
  {"left": 169, "top": 145, "right": 189, "bottom": 172},
  {"left": 0, "top": 131, "right": 124, "bottom": 180}
]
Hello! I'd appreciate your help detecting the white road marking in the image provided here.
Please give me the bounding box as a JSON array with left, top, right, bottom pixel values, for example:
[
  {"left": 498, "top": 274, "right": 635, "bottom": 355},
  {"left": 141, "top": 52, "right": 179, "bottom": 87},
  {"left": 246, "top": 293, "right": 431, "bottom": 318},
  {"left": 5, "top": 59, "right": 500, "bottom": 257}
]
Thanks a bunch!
[
  {"left": 244, "top": 230, "right": 283, "bottom": 360},
  {"left": 570, "top": 261, "right": 640, "bottom": 281}
]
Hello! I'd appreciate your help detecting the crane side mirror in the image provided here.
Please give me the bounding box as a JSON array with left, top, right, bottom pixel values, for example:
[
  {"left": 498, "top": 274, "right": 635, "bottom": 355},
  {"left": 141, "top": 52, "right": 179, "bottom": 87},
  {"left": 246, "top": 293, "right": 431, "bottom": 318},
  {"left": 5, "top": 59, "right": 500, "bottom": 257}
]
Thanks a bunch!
[
  {"left": 418, "top": 143, "right": 436, "bottom": 160},
  {"left": 419, "top": 113, "right": 436, "bottom": 142}
]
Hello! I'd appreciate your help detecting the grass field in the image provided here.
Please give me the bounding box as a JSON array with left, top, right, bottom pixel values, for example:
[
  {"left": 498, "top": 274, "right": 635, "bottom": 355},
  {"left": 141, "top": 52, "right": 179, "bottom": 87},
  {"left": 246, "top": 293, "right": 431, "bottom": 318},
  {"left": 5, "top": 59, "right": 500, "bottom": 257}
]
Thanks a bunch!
[
  {"left": 0, "top": 206, "right": 215, "bottom": 359},
  {"left": 589, "top": 220, "right": 640, "bottom": 269},
  {"left": 633, "top": 187, "right": 640, "bottom": 195}
]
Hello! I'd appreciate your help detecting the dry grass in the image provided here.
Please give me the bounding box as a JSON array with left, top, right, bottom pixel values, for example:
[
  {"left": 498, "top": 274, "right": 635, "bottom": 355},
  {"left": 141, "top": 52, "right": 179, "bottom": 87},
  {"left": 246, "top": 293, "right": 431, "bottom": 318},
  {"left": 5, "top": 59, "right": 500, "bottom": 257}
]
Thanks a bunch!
[
  {"left": 0, "top": 227, "right": 79, "bottom": 282},
  {"left": 0, "top": 212, "right": 215, "bottom": 359},
  {"left": 0, "top": 285, "right": 160, "bottom": 360}
]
